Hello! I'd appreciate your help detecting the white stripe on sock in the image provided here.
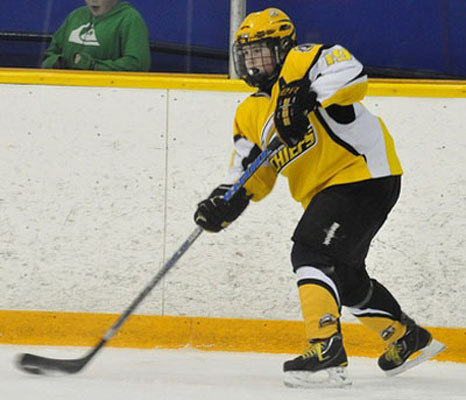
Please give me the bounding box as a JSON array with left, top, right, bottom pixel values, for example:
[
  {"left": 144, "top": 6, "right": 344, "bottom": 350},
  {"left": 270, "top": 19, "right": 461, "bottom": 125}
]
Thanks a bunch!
[{"left": 296, "top": 266, "right": 341, "bottom": 306}]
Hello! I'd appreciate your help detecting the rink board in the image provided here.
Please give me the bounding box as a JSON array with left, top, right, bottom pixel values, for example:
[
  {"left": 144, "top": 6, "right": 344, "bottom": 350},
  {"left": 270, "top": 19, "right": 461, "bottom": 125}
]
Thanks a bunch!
[
  {"left": 0, "top": 310, "right": 464, "bottom": 363},
  {"left": 0, "top": 71, "right": 464, "bottom": 365}
]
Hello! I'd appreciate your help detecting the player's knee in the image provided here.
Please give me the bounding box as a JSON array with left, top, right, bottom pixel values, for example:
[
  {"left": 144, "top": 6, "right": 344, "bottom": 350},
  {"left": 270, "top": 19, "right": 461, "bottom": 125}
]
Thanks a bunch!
[
  {"left": 338, "top": 273, "right": 372, "bottom": 307},
  {"left": 291, "top": 241, "right": 335, "bottom": 275},
  {"left": 291, "top": 241, "right": 372, "bottom": 306}
]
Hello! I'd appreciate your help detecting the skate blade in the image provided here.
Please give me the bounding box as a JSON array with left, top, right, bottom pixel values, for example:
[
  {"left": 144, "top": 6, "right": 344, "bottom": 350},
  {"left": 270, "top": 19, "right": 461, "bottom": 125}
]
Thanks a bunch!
[
  {"left": 284, "top": 366, "right": 352, "bottom": 388},
  {"left": 386, "top": 339, "right": 446, "bottom": 377}
]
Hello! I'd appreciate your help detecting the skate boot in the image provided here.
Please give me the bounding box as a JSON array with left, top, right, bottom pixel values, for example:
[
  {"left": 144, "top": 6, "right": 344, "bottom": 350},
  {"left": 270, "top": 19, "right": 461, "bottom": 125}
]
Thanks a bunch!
[
  {"left": 378, "top": 315, "right": 446, "bottom": 376},
  {"left": 283, "top": 332, "right": 351, "bottom": 388}
]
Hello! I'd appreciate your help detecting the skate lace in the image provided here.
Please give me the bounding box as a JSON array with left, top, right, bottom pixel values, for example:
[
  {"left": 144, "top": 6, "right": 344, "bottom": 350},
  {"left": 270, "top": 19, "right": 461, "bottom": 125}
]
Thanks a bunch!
[
  {"left": 385, "top": 342, "right": 403, "bottom": 364},
  {"left": 302, "top": 342, "right": 324, "bottom": 361}
]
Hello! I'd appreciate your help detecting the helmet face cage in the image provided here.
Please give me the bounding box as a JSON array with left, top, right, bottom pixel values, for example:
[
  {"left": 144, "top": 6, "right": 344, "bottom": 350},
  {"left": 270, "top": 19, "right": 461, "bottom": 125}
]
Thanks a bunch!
[{"left": 233, "top": 36, "right": 295, "bottom": 89}]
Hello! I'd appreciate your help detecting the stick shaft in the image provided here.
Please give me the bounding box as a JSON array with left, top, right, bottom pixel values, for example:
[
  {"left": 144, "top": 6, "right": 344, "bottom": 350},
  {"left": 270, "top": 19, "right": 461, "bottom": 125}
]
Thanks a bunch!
[
  {"left": 84, "top": 226, "right": 203, "bottom": 361},
  {"left": 224, "top": 137, "right": 283, "bottom": 201}
]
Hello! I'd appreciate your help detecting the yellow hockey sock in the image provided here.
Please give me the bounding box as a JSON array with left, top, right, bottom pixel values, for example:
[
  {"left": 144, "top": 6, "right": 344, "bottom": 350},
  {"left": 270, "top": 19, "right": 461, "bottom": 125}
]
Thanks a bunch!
[
  {"left": 357, "top": 315, "right": 407, "bottom": 344},
  {"left": 296, "top": 266, "right": 341, "bottom": 340}
]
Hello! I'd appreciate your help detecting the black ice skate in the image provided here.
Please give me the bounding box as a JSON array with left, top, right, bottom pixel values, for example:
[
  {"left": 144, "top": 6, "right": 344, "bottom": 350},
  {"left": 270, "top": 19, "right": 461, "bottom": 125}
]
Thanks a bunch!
[
  {"left": 378, "top": 316, "right": 446, "bottom": 376},
  {"left": 283, "top": 333, "right": 351, "bottom": 388}
]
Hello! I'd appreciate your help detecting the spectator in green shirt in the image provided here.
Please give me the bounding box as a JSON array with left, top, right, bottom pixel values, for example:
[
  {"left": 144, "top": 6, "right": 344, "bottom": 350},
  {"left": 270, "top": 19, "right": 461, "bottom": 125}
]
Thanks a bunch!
[{"left": 42, "top": 0, "right": 151, "bottom": 71}]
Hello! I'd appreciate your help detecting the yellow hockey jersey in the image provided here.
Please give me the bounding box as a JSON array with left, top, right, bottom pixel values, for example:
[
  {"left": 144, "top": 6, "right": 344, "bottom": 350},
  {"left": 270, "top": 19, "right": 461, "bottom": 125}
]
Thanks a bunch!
[{"left": 226, "top": 43, "right": 403, "bottom": 209}]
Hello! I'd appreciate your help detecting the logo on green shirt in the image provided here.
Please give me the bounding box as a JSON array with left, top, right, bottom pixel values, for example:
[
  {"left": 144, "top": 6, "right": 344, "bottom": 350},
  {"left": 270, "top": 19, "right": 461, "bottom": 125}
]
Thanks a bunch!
[{"left": 69, "top": 23, "right": 100, "bottom": 46}]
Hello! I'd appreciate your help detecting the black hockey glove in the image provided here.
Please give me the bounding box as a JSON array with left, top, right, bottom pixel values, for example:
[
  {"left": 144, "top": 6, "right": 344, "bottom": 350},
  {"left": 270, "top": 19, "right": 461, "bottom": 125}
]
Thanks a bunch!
[
  {"left": 194, "top": 184, "right": 250, "bottom": 233},
  {"left": 274, "top": 78, "right": 318, "bottom": 147}
]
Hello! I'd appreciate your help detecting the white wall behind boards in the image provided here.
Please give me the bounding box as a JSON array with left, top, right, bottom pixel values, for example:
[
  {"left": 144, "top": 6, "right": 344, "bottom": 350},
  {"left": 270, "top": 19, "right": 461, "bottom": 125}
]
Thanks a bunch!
[
  {"left": 0, "top": 83, "right": 464, "bottom": 328},
  {"left": 0, "top": 85, "right": 167, "bottom": 313}
]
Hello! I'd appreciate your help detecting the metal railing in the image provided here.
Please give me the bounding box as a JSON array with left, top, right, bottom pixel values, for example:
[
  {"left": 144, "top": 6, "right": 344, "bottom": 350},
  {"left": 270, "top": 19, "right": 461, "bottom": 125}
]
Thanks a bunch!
[{"left": 0, "top": 31, "right": 228, "bottom": 60}]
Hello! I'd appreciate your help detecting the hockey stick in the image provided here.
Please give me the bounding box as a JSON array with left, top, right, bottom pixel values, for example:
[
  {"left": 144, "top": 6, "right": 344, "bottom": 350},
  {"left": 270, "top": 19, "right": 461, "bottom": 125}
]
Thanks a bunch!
[{"left": 15, "top": 137, "right": 283, "bottom": 375}]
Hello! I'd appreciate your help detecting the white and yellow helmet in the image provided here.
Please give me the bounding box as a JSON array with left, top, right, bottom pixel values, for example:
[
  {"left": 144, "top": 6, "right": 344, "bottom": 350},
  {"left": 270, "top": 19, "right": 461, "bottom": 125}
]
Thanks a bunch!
[{"left": 233, "top": 8, "right": 296, "bottom": 89}]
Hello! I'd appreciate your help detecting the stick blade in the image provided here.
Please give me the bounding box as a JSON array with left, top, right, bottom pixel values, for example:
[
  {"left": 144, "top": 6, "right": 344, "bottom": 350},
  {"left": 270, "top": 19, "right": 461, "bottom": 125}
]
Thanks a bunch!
[{"left": 15, "top": 352, "right": 87, "bottom": 375}]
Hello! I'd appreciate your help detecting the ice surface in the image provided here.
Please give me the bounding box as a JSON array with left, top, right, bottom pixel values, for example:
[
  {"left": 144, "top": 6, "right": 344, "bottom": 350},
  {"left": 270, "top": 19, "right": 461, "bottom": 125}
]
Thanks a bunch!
[{"left": 1, "top": 345, "right": 465, "bottom": 400}]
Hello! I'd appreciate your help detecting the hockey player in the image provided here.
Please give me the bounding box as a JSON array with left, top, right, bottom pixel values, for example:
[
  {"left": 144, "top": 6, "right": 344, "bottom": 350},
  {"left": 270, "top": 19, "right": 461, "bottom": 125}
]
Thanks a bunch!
[{"left": 194, "top": 8, "right": 445, "bottom": 388}]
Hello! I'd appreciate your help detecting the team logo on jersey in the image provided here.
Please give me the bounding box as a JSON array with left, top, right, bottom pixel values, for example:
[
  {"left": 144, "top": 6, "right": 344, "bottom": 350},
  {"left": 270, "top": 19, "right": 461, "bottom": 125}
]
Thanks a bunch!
[
  {"left": 269, "top": 127, "right": 317, "bottom": 172},
  {"left": 69, "top": 23, "right": 100, "bottom": 46}
]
